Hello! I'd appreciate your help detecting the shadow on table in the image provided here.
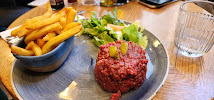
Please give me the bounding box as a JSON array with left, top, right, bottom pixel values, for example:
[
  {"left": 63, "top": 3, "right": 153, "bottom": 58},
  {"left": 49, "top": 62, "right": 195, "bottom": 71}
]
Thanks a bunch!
[
  {"left": 168, "top": 42, "right": 203, "bottom": 74},
  {"left": 0, "top": 0, "right": 33, "bottom": 31}
]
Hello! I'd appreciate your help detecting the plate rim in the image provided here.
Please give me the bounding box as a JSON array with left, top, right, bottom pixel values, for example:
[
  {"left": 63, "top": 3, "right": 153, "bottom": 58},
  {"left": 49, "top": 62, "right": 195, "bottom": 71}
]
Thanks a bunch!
[
  {"left": 145, "top": 31, "right": 169, "bottom": 100},
  {"left": 121, "top": 20, "right": 170, "bottom": 100},
  {"left": 10, "top": 20, "right": 170, "bottom": 100},
  {"left": 11, "top": 60, "right": 24, "bottom": 100}
]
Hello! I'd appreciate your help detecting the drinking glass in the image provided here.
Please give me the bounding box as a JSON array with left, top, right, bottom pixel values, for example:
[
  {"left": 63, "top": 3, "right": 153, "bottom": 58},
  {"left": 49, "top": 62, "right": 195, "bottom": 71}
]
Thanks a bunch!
[
  {"left": 68, "top": 0, "right": 77, "bottom": 4},
  {"left": 100, "top": 0, "right": 128, "bottom": 6},
  {"left": 82, "top": 0, "right": 97, "bottom": 5},
  {"left": 175, "top": 1, "right": 214, "bottom": 57}
]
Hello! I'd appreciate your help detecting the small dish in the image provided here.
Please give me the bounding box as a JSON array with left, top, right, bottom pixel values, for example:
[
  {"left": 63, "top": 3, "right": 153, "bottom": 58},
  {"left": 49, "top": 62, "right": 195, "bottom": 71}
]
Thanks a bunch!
[
  {"left": 11, "top": 21, "right": 169, "bottom": 99},
  {"left": 13, "top": 36, "right": 75, "bottom": 72}
]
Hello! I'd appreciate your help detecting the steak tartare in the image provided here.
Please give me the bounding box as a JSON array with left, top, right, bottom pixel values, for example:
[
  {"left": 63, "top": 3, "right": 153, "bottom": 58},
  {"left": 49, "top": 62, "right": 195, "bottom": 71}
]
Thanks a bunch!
[{"left": 94, "top": 41, "right": 148, "bottom": 100}]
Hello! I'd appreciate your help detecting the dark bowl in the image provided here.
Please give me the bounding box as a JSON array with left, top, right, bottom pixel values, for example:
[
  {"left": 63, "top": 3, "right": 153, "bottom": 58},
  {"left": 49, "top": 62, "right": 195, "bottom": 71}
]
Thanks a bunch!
[{"left": 13, "top": 36, "right": 75, "bottom": 72}]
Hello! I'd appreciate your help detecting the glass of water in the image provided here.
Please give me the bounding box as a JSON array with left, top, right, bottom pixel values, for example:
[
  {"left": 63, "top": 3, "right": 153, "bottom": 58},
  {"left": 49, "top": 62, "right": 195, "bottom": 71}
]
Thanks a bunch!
[
  {"left": 175, "top": 1, "right": 214, "bottom": 57},
  {"left": 82, "top": 0, "right": 97, "bottom": 5}
]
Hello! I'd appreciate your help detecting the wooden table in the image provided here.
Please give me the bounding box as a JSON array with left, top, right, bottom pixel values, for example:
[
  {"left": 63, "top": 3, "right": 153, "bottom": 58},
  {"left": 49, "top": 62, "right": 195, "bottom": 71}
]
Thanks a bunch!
[{"left": 1, "top": 1, "right": 214, "bottom": 100}]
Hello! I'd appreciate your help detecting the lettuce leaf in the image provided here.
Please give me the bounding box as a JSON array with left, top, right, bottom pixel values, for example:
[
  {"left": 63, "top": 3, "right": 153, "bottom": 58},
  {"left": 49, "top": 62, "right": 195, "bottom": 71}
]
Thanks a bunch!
[
  {"left": 121, "top": 23, "right": 148, "bottom": 50},
  {"left": 121, "top": 24, "right": 140, "bottom": 43},
  {"left": 101, "top": 8, "right": 118, "bottom": 26},
  {"left": 138, "top": 35, "right": 148, "bottom": 50},
  {"left": 93, "top": 36, "right": 104, "bottom": 47},
  {"left": 98, "top": 31, "right": 115, "bottom": 44},
  {"left": 84, "top": 27, "right": 100, "bottom": 36},
  {"left": 81, "top": 7, "right": 148, "bottom": 50}
]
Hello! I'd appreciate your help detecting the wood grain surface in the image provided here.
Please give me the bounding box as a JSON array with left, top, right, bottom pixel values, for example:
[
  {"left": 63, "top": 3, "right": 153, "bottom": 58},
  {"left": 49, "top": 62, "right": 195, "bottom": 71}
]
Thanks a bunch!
[{"left": 1, "top": 0, "right": 214, "bottom": 100}]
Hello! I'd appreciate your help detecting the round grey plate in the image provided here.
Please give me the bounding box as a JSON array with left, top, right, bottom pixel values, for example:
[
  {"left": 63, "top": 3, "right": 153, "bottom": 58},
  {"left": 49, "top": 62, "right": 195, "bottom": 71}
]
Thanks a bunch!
[{"left": 11, "top": 27, "right": 169, "bottom": 100}]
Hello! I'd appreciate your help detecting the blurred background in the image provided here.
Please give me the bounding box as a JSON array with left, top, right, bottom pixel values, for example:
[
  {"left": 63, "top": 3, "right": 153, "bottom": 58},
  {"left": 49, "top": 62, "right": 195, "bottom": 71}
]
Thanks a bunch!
[
  {"left": 0, "top": 0, "right": 212, "bottom": 32},
  {"left": 0, "top": 0, "right": 33, "bottom": 99},
  {"left": 0, "top": 0, "right": 33, "bottom": 32}
]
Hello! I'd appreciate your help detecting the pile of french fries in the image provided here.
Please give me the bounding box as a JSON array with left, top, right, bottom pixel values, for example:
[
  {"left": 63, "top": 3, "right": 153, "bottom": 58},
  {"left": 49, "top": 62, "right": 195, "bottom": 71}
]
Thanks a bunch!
[{"left": 10, "top": 2, "right": 82, "bottom": 56}]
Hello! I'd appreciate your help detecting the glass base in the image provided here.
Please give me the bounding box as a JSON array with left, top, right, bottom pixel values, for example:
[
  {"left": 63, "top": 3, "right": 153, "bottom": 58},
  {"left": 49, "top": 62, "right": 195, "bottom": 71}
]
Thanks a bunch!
[
  {"left": 82, "top": 0, "right": 96, "bottom": 5},
  {"left": 178, "top": 50, "right": 203, "bottom": 57},
  {"left": 100, "top": 1, "right": 128, "bottom": 6},
  {"left": 69, "top": 2, "right": 77, "bottom": 5}
]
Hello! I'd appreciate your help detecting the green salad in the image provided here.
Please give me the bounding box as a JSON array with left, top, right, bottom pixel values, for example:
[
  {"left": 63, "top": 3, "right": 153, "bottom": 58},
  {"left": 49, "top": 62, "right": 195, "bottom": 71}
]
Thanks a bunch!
[{"left": 77, "top": 8, "right": 148, "bottom": 50}]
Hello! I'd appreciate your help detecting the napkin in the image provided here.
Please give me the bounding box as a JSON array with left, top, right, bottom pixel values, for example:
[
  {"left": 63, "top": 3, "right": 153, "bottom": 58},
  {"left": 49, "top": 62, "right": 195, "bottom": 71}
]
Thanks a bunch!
[
  {"left": 0, "top": 26, "right": 20, "bottom": 41},
  {"left": 28, "top": 0, "right": 49, "bottom": 7},
  {"left": 0, "top": 15, "right": 85, "bottom": 41}
]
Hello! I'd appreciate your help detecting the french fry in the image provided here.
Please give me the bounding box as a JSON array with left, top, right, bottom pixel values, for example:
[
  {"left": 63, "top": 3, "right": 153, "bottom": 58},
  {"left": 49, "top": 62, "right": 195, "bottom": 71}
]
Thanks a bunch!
[
  {"left": 62, "top": 22, "right": 81, "bottom": 32},
  {"left": 11, "top": 26, "right": 22, "bottom": 37},
  {"left": 24, "top": 30, "right": 38, "bottom": 43},
  {"left": 11, "top": 9, "right": 53, "bottom": 37},
  {"left": 65, "top": 7, "right": 72, "bottom": 18},
  {"left": 42, "top": 25, "right": 82, "bottom": 54},
  {"left": 66, "top": 8, "right": 77, "bottom": 24},
  {"left": 25, "top": 41, "right": 35, "bottom": 50},
  {"left": 65, "top": 7, "right": 73, "bottom": 13},
  {"left": 31, "top": 42, "right": 42, "bottom": 56},
  {"left": 18, "top": 28, "right": 33, "bottom": 38},
  {"left": 11, "top": 45, "right": 34, "bottom": 56},
  {"left": 26, "top": 11, "right": 65, "bottom": 30},
  {"left": 10, "top": 3, "right": 81, "bottom": 56},
  {"left": 11, "top": 20, "right": 30, "bottom": 37},
  {"left": 55, "top": 30, "right": 61, "bottom": 34},
  {"left": 36, "top": 38, "right": 46, "bottom": 48},
  {"left": 25, "top": 23, "right": 62, "bottom": 43},
  {"left": 75, "top": 30, "right": 83, "bottom": 36},
  {"left": 60, "top": 17, "right": 67, "bottom": 28},
  {"left": 46, "top": 1, "right": 52, "bottom": 11},
  {"left": 55, "top": 8, "right": 66, "bottom": 15},
  {"left": 28, "top": 10, "right": 54, "bottom": 25},
  {"left": 25, "top": 41, "right": 42, "bottom": 56},
  {"left": 43, "top": 32, "right": 57, "bottom": 41}
]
